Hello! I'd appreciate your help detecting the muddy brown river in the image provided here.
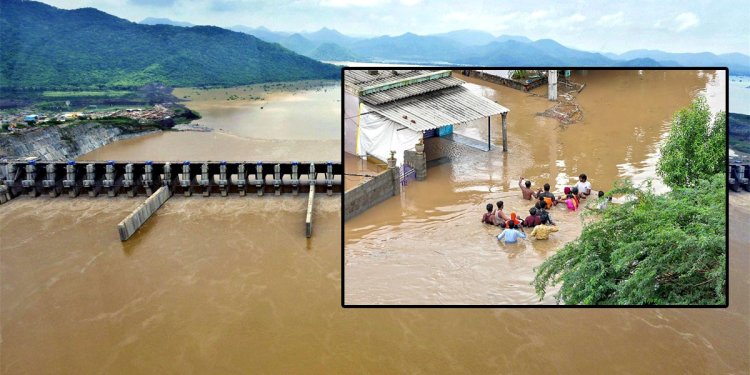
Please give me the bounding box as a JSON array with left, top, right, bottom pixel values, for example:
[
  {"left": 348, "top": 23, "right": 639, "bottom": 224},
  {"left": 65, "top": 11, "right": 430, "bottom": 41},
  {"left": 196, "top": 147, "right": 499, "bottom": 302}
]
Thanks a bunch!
[{"left": 1, "top": 73, "right": 748, "bottom": 373}]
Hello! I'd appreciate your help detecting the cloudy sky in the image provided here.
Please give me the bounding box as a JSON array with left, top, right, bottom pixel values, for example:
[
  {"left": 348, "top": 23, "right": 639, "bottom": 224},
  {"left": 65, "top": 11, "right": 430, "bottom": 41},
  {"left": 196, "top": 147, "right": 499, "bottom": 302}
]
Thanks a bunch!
[{"left": 36, "top": 0, "right": 749, "bottom": 55}]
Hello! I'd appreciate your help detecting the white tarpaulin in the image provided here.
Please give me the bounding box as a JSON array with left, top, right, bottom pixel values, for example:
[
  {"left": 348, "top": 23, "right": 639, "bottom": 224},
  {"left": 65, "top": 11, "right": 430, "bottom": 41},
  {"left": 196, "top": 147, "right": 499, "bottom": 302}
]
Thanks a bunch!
[{"left": 357, "top": 104, "right": 422, "bottom": 167}]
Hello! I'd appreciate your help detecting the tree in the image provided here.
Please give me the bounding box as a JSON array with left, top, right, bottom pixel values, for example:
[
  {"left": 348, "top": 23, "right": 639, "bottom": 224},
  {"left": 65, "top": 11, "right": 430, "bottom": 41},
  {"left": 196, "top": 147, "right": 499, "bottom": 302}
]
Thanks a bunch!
[
  {"left": 533, "top": 98, "right": 727, "bottom": 305},
  {"left": 657, "top": 96, "right": 726, "bottom": 188},
  {"left": 533, "top": 175, "right": 726, "bottom": 305}
]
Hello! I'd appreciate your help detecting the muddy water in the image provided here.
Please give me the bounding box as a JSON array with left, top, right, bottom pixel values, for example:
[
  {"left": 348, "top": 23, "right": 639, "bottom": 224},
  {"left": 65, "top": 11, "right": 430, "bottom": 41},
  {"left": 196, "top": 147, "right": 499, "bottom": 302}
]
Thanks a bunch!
[
  {"left": 346, "top": 70, "right": 725, "bottom": 305},
  {"left": 81, "top": 80, "right": 341, "bottom": 162},
  {"left": 2, "top": 70, "right": 748, "bottom": 374}
]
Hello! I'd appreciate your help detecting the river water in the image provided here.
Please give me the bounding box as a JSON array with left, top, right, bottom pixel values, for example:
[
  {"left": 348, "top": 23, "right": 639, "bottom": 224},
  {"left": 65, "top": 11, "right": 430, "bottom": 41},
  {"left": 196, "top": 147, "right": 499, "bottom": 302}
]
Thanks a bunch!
[{"left": 2, "top": 73, "right": 748, "bottom": 373}]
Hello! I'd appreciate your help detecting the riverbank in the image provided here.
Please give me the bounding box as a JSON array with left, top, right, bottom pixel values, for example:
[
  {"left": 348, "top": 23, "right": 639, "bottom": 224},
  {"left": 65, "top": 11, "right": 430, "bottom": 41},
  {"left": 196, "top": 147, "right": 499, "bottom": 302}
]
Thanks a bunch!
[{"left": 0, "top": 122, "right": 161, "bottom": 161}]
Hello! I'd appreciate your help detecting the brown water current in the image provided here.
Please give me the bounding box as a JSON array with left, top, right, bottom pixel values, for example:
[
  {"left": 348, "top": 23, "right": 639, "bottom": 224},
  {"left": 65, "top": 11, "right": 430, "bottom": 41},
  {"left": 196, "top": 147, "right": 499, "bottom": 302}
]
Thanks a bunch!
[{"left": 1, "top": 71, "right": 748, "bottom": 373}]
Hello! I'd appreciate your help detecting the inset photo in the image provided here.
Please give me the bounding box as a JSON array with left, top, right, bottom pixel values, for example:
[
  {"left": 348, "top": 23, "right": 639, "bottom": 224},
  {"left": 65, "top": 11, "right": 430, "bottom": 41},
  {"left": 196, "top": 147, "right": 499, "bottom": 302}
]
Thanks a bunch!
[{"left": 343, "top": 68, "right": 728, "bottom": 306}]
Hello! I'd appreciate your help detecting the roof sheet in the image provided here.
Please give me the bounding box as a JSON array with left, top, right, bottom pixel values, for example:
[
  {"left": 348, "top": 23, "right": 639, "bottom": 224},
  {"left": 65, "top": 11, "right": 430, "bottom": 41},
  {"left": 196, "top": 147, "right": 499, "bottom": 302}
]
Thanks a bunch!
[
  {"left": 366, "top": 86, "right": 509, "bottom": 132},
  {"left": 360, "top": 76, "right": 466, "bottom": 105}
]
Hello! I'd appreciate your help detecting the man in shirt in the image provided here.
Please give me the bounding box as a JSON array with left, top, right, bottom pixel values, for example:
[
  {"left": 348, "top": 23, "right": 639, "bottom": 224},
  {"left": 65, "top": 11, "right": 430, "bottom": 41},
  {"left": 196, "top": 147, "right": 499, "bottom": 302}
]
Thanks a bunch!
[
  {"left": 537, "top": 183, "right": 557, "bottom": 208},
  {"left": 575, "top": 174, "right": 592, "bottom": 197},
  {"left": 497, "top": 220, "right": 526, "bottom": 244},
  {"left": 529, "top": 214, "right": 559, "bottom": 240}
]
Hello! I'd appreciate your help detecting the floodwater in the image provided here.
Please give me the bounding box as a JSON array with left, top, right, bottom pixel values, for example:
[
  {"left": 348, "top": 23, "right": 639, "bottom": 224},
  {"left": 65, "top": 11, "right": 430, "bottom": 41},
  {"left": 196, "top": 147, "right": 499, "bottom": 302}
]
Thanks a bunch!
[
  {"left": 345, "top": 70, "right": 727, "bottom": 305},
  {"left": 81, "top": 80, "right": 341, "bottom": 162},
  {"left": 2, "top": 71, "right": 747, "bottom": 374}
]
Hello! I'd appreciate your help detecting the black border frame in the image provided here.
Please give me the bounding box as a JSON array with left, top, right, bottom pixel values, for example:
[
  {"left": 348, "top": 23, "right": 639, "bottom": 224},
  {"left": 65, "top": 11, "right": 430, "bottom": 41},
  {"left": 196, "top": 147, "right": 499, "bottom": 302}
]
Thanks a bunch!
[{"left": 341, "top": 66, "right": 730, "bottom": 308}]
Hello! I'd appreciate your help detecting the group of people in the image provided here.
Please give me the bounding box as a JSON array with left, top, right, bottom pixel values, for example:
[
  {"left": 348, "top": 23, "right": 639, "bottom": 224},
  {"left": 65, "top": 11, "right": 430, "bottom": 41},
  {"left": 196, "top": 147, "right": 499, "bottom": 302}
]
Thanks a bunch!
[{"left": 483, "top": 173, "right": 611, "bottom": 244}]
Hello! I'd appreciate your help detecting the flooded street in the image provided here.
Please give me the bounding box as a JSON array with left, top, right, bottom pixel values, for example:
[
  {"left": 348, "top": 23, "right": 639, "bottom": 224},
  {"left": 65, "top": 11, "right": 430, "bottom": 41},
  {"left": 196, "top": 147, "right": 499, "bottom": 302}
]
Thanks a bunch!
[{"left": 345, "top": 70, "right": 726, "bottom": 305}]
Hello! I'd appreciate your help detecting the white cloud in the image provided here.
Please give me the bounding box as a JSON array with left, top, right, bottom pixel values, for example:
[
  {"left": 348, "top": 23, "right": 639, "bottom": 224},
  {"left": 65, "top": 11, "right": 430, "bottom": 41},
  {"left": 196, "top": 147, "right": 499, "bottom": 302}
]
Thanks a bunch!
[
  {"left": 442, "top": 11, "right": 472, "bottom": 22},
  {"left": 399, "top": 0, "right": 422, "bottom": 5},
  {"left": 319, "top": 0, "right": 389, "bottom": 7},
  {"left": 566, "top": 13, "right": 586, "bottom": 23},
  {"left": 597, "top": 11, "right": 626, "bottom": 27},
  {"left": 529, "top": 10, "right": 549, "bottom": 20},
  {"left": 674, "top": 12, "right": 699, "bottom": 32}
]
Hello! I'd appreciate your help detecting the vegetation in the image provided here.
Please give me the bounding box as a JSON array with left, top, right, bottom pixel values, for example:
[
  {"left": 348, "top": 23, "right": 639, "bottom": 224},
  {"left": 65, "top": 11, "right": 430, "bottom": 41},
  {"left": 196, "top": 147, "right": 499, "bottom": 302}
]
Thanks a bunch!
[
  {"left": 657, "top": 97, "right": 726, "bottom": 187},
  {"left": 0, "top": 0, "right": 338, "bottom": 91},
  {"left": 533, "top": 98, "right": 727, "bottom": 305},
  {"left": 729, "top": 112, "right": 750, "bottom": 154}
]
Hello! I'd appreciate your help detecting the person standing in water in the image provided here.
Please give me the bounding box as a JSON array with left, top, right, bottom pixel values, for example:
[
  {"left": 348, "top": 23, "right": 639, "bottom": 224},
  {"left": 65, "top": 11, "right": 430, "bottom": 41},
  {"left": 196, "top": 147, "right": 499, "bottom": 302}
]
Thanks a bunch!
[
  {"left": 519, "top": 177, "right": 538, "bottom": 200},
  {"left": 529, "top": 214, "right": 559, "bottom": 240},
  {"left": 575, "top": 174, "right": 592, "bottom": 197},
  {"left": 497, "top": 220, "right": 526, "bottom": 244}
]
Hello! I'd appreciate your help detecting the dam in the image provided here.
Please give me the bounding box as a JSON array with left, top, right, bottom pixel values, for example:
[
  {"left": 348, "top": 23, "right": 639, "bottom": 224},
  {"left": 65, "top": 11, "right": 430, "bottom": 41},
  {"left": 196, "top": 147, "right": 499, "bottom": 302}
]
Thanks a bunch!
[{"left": 2, "top": 159, "right": 343, "bottom": 240}]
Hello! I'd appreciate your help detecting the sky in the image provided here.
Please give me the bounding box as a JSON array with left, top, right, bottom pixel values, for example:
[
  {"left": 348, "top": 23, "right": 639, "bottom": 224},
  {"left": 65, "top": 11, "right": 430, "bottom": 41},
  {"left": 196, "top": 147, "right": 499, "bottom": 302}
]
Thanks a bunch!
[{"left": 35, "top": 0, "right": 750, "bottom": 55}]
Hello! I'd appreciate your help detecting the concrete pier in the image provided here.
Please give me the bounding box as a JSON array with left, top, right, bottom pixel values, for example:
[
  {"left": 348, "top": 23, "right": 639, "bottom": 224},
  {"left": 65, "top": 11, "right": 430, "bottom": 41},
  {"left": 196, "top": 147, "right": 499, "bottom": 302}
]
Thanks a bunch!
[
  {"left": 306, "top": 187, "right": 315, "bottom": 238},
  {"left": 117, "top": 186, "right": 172, "bottom": 241}
]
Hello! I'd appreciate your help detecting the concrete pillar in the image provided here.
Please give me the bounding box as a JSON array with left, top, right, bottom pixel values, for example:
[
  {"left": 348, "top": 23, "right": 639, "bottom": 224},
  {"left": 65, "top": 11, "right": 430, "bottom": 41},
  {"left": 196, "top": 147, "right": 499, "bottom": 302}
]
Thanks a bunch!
[
  {"left": 414, "top": 142, "right": 427, "bottom": 181},
  {"left": 548, "top": 70, "right": 558, "bottom": 101},
  {"left": 501, "top": 112, "right": 508, "bottom": 152},
  {"left": 143, "top": 161, "right": 154, "bottom": 195},
  {"left": 104, "top": 160, "right": 116, "bottom": 197},
  {"left": 124, "top": 163, "right": 136, "bottom": 197},
  {"left": 64, "top": 161, "right": 78, "bottom": 197},
  {"left": 387, "top": 151, "right": 400, "bottom": 196},
  {"left": 219, "top": 161, "right": 228, "bottom": 196},
  {"left": 163, "top": 162, "right": 172, "bottom": 191},
  {"left": 291, "top": 162, "right": 299, "bottom": 196},
  {"left": 487, "top": 117, "right": 491, "bottom": 151},
  {"left": 306, "top": 186, "right": 315, "bottom": 238},
  {"left": 255, "top": 162, "right": 264, "bottom": 196},
  {"left": 200, "top": 162, "right": 210, "bottom": 197},
  {"left": 326, "top": 162, "right": 333, "bottom": 196},
  {"left": 43, "top": 163, "right": 59, "bottom": 197},
  {"left": 237, "top": 163, "right": 246, "bottom": 196},
  {"left": 84, "top": 163, "right": 98, "bottom": 197},
  {"left": 273, "top": 163, "right": 281, "bottom": 196},
  {"left": 309, "top": 163, "right": 316, "bottom": 192},
  {"left": 23, "top": 161, "right": 39, "bottom": 197},
  {"left": 181, "top": 161, "right": 192, "bottom": 197}
]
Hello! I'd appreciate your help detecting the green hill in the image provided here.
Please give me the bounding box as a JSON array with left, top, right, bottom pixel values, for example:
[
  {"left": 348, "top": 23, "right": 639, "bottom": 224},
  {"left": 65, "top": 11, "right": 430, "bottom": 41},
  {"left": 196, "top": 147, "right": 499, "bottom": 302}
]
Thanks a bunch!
[
  {"left": 0, "top": 0, "right": 338, "bottom": 90},
  {"left": 729, "top": 112, "right": 750, "bottom": 154}
]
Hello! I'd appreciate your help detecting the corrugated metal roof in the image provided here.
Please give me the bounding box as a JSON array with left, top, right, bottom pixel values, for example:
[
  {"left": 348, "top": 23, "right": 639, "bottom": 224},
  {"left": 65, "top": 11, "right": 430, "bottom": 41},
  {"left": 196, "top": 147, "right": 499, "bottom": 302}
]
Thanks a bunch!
[
  {"left": 360, "top": 76, "right": 465, "bottom": 105},
  {"left": 345, "top": 70, "right": 427, "bottom": 86},
  {"left": 367, "top": 86, "right": 509, "bottom": 132}
]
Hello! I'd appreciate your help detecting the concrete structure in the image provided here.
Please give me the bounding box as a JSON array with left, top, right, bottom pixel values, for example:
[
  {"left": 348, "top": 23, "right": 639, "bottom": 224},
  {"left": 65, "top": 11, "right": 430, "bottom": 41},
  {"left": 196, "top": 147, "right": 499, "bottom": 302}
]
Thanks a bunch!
[
  {"left": 404, "top": 147, "right": 427, "bottom": 181},
  {"left": 2, "top": 159, "right": 343, "bottom": 240},
  {"left": 117, "top": 186, "right": 171, "bottom": 241},
  {"left": 548, "top": 69, "right": 558, "bottom": 101},
  {"left": 344, "top": 154, "right": 401, "bottom": 221},
  {"left": 2, "top": 160, "right": 343, "bottom": 198},
  {"left": 306, "top": 187, "right": 315, "bottom": 238},
  {"left": 463, "top": 70, "right": 548, "bottom": 92},
  {"left": 729, "top": 163, "right": 750, "bottom": 192}
]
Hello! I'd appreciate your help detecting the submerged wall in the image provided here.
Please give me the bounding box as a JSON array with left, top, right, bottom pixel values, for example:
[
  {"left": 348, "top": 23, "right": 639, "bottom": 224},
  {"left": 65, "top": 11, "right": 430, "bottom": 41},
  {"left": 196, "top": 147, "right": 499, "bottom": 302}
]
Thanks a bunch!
[
  {"left": 0, "top": 122, "right": 159, "bottom": 161},
  {"left": 344, "top": 167, "right": 400, "bottom": 221}
]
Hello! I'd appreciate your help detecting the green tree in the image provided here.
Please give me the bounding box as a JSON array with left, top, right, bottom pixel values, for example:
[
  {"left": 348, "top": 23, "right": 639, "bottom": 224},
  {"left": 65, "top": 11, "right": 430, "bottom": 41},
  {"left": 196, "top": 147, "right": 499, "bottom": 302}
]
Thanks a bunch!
[
  {"left": 534, "top": 98, "right": 727, "bottom": 305},
  {"left": 533, "top": 175, "right": 726, "bottom": 305},
  {"left": 657, "top": 96, "right": 726, "bottom": 188}
]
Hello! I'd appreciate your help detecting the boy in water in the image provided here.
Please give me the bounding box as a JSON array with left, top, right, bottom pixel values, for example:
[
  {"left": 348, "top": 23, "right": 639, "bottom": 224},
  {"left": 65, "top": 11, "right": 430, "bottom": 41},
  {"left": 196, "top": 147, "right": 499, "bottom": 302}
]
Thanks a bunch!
[
  {"left": 524, "top": 207, "right": 541, "bottom": 227},
  {"left": 535, "top": 201, "right": 556, "bottom": 225},
  {"left": 481, "top": 203, "right": 496, "bottom": 224},
  {"left": 529, "top": 213, "right": 559, "bottom": 240},
  {"left": 597, "top": 190, "right": 612, "bottom": 210},
  {"left": 497, "top": 220, "right": 526, "bottom": 244},
  {"left": 518, "top": 177, "right": 537, "bottom": 200}
]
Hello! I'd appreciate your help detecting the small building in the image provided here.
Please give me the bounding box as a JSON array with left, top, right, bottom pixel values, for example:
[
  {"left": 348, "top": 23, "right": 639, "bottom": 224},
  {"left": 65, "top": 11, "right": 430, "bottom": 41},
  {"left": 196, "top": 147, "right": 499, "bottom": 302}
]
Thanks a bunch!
[
  {"left": 344, "top": 70, "right": 509, "bottom": 166},
  {"left": 24, "top": 115, "right": 39, "bottom": 124}
]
